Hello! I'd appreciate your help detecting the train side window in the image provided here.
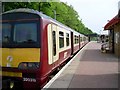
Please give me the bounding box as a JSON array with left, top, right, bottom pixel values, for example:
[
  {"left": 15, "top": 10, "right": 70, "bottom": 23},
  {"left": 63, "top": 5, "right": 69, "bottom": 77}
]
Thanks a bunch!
[
  {"left": 75, "top": 36, "right": 76, "bottom": 44},
  {"left": 83, "top": 37, "right": 86, "bottom": 41},
  {"left": 66, "top": 33, "right": 69, "bottom": 46},
  {"left": 59, "top": 31, "right": 64, "bottom": 48},
  {"left": 80, "top": 37, "right": 82, "bottom": 42},
  {"left": 76, "top": 36, "right": 79, "bottom": 44},
  {"left": 74, "top": 35, "right": 76, "bottom": 44},
  {"left": 77, "top": 36, "right": 79, "bottom": 43},
  {"left": 82, "top": 37, "right": 84, "bottom": 42},
  {"left": 52, "top": 31, "right": 56, "bottom": 56},
  {"left": 74, "top": 35, "right": 79, "bottom": 44}
]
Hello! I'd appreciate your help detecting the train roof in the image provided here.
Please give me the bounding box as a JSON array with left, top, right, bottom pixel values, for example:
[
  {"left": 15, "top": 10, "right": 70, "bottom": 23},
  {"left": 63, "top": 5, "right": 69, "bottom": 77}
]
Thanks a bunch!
[{"left": 2, "top": 8, "right": 85, "bottom": 36}]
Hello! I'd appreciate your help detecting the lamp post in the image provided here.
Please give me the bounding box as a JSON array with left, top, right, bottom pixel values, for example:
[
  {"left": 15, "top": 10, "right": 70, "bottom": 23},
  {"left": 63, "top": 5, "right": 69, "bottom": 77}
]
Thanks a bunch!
[
  {"left": 53, "top": 10, "right": 60, "bottom": 20},
  {"left": 2, "top": 2, "right": 4, "bottom": 13},
  {"left": 53, "top": 10, "right": 56, "bottom": 20}
]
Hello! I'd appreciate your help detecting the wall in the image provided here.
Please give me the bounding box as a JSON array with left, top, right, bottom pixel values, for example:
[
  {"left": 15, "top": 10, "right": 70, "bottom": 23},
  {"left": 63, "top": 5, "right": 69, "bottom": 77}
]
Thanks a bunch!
[{"left": 114, "top": 22, "right": 120, "bottom": 58}]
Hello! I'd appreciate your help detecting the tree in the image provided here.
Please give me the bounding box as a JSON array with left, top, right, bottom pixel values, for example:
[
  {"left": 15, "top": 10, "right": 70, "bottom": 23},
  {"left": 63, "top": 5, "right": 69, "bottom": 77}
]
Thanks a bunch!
[{"left": 3, "top": 2, "right": 94, "bottom": 35}]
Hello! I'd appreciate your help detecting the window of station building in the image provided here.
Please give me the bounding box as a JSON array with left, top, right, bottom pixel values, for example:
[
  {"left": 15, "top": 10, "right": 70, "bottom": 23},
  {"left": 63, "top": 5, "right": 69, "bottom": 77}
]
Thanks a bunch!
[
  {"left": 52, "top": 31, "right": 56, "bottom": 56},
  {"left": 66, "top": 33, "right": 69, "bottom": 46},
  {"left": 59, "top": 31, "right": 64, "bottom": 48}
]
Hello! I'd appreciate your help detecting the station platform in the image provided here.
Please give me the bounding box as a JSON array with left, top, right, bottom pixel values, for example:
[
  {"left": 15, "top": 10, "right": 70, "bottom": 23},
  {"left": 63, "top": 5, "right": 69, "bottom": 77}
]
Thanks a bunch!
[{"left": 43, "top": 41, "right": 118, "bottom": 89}]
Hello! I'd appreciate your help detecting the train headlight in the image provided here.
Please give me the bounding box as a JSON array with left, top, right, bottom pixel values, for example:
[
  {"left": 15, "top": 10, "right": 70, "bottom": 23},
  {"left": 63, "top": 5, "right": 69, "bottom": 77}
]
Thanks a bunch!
[
  {"left": 18, "top": 62, "right": 39, "bottom": 69},
  {"left": 10, "top": 81, "right": 14, "bottom": 89}
]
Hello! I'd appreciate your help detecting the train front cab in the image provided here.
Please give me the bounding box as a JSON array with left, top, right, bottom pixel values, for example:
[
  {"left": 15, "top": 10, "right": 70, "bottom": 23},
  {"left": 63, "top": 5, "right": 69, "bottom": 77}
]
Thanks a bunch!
[{"left": 1, "top": 11, "right": 42, "bottom": 89}]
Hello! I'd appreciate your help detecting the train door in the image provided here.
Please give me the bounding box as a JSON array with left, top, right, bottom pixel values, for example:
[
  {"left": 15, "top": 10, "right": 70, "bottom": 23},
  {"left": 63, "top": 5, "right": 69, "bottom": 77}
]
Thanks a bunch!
[
  {"left": 79, "top": 35, "right": 80, "bottom": 49},
  {"left": 52, "top": 24, "right": 59, "bottom": 63},
  {"left": 71, "top": 32, "right": 73, "bottom": 55},
  {"left": 47, "top": 24, "right": 59, "bottom": 65}
]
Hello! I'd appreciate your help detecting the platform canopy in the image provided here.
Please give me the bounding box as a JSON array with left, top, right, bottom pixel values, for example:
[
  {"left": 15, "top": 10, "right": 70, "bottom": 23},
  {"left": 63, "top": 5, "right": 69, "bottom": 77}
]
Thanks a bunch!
[{"left": 104, "top": 15, "right": 120, "bottom": 30}]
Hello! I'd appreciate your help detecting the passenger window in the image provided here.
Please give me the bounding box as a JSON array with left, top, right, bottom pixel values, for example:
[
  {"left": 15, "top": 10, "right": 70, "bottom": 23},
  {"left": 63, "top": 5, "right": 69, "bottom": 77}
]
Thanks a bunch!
[
  {"left": 74, "top": 35, "right": 76, "bottom": 44},
  {"left": 59, "top": 31, "right": 64, "bottom": 48},
  {"left": 52, "top": 31, "right": 56, "bottom": 56},
  {"left": 80, "top": 37, "right": 82, "bottom": 42},
  {"left": 74, "top": 35, "right": 79, "bottom": 44},
  {"left": 66, "top": 33, "right": 69, "bottom": 46},
  {"left": 83, "top": 37, "right": 86, "bottom": 41},
  {"left": 76, "top": 36, "right": 79, "bottom": 44}
]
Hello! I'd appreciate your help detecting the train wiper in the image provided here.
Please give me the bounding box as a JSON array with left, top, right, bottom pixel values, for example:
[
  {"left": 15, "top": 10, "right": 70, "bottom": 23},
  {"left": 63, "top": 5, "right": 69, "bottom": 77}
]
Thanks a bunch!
[{"left": 23, "top": 39, "right": 36, "bottom": 43}]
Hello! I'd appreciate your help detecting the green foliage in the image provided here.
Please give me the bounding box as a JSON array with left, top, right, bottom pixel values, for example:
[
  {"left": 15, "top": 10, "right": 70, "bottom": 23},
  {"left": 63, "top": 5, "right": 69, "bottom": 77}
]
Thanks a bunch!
[{"left": 3, "top": 2, "right": 94, "bottom": 35}]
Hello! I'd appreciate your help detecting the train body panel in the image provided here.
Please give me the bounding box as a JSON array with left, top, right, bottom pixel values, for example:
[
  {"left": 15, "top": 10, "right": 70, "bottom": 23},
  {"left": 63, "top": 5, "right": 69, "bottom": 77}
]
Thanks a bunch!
[
  {"left": 39, "top": 18, "right": 72, "bottom": 86},
  {"left": 2, "top": 48, "right": 40, "bottom": 68},
  {"left": 73, "top": 45, "right": 79, "bottom": 53}
]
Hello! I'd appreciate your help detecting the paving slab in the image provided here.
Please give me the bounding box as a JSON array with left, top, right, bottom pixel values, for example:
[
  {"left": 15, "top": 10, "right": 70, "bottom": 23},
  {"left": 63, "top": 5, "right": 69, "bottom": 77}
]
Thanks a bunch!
[{"left": 69, "top": 42, "right": 118, "bottom": 88}]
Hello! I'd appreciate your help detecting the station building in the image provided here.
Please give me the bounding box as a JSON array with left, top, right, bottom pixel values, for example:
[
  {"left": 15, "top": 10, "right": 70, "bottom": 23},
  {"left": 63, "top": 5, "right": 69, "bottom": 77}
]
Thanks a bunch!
[{"left": 104, "top": 12, "right": 120, "bottom": 59}]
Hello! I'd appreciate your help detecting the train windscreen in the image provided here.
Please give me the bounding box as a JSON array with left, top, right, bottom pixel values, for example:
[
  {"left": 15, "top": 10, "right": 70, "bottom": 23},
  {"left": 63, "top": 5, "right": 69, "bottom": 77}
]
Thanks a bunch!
[{"left": 1, "top": 12, "right": 40, "bottom": 48}]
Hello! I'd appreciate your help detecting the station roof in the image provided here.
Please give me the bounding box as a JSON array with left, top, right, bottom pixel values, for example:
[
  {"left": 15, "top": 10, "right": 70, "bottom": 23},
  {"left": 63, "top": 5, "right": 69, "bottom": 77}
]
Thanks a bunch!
[{"left": 104, "top": 15, "right": 120, "bottom": 30}]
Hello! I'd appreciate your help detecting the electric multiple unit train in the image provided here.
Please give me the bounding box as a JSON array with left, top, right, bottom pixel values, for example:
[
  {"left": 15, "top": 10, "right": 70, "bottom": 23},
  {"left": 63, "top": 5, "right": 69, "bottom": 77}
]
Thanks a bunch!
[{"left": 1, "top": 8, "right": 88, "bottom": 89}]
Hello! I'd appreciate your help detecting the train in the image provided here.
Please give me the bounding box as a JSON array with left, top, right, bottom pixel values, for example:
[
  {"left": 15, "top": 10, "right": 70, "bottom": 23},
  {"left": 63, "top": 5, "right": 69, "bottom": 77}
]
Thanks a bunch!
[{"left": 1, "top": 8, "right": 88, "bottom": 89}]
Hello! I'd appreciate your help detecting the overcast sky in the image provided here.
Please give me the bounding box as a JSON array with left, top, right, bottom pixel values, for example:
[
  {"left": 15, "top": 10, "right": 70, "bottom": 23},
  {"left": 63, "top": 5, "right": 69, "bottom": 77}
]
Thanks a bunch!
[{"left": 60, "top": 0, "right": 119, "bottom": 34}]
